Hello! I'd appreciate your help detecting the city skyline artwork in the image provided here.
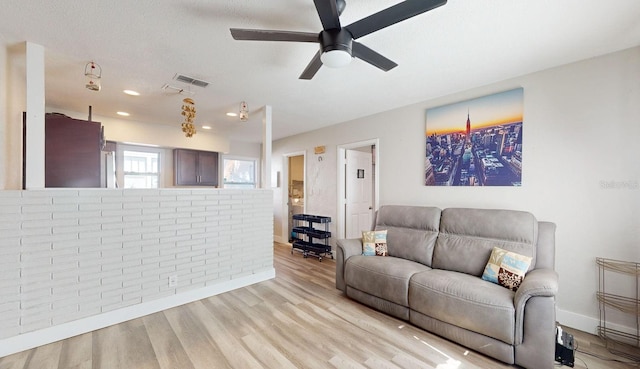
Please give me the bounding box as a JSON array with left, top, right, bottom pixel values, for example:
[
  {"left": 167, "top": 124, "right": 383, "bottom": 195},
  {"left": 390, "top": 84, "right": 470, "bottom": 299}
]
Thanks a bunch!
[{"left": 425, "top": 88, "right": 523, "bottom": 186}]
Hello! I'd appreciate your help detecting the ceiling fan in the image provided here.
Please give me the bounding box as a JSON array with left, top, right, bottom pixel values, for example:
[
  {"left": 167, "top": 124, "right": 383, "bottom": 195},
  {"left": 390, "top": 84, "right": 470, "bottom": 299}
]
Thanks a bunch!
[{"left": 230, "top": 0, "right": 447, "bottom": 80}]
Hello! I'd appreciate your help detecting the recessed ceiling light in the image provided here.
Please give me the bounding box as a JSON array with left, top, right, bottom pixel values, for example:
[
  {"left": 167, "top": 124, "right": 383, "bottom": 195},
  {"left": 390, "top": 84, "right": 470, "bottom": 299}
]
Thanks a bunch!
[
  {"left": 226, "top": 112, "right": 238, "bottom": 117},
  {"left": 123, "top": 90, "right": 140, "bottom": 96},
  {"left": 202, "top": 125, "right": 212, "bottom": 130},
  {"left": 117, "top": 111, "right": 130, "bottom": 116}
]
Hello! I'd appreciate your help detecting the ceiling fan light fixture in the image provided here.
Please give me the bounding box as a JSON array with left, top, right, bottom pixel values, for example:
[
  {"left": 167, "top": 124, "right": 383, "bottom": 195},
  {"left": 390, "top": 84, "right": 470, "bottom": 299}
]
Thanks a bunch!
[{"left": 321, "top": 49, "right": 352, "bottom": 68}]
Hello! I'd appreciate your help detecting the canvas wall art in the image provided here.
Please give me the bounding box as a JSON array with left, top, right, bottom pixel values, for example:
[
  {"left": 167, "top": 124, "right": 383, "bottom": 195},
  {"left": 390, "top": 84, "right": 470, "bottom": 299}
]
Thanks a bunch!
[{"left": 425, "top": 88, "right": 523, "bottom": 186}]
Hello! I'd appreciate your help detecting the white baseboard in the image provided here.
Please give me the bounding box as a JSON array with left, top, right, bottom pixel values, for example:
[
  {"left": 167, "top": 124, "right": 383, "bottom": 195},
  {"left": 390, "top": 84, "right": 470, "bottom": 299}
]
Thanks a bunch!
[
  {"left": 274, "top": 235, "right": 287, "bottom": 244},
  {"left": 557, "top": 308, "right": 638, "bottom": 337},
  {"left": 0, "top": 268, "right": 275, "bottom": 358},
  {"left": 557, "top": 308, "right": 599, "bottom": 334}
]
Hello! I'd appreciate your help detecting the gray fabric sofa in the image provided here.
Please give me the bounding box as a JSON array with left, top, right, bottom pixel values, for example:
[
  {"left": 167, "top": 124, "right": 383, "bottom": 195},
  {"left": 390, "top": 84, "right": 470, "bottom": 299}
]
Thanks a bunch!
[{"left": 335, "top": 205, "right": 558, "bottom": 369}]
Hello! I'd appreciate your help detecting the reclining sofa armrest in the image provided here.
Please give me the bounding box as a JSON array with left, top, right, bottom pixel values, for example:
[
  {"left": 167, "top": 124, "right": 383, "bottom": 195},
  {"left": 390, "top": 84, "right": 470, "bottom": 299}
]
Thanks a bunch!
[
  {"left": 515, "top": 268, "right": 559, "bottom": 302},
  {"left": 513, "top": 268, "right": 559, "bottom": 344},
  {"left": 335, "top": 238, "right": 363, "bottom": 291}
]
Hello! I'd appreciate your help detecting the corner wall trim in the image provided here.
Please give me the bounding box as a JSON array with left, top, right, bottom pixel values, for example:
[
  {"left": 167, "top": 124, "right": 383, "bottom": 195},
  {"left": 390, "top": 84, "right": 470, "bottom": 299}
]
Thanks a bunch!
[{"left": 0, "top": 269, "right": 275, "bottom": 358}]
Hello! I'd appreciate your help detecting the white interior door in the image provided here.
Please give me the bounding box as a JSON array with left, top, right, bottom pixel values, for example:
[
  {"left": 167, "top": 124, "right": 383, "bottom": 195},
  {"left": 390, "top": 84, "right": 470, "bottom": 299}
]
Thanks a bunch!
[{"left": 345, "top": 149, "right": 373, "bottom": 238}]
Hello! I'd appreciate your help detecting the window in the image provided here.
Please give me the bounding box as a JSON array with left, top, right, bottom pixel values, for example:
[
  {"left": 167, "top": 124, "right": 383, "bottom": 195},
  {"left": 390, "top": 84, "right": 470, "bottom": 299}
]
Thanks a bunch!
[
  {"left": 223, "top": 157, "right": 257, "bottom": 189},
  {"left": 116, "top": 144, "right": 163, "bottom": 189},
  {"left": 123, "top": 150, "right": 159, "bottom": 188}
]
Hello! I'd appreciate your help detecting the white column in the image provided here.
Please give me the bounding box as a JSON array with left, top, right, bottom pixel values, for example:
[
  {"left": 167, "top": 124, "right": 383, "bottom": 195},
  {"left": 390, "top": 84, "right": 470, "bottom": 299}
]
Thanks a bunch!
[
  {"left": 25, "top": 42, "right": 45, "bottom": 189},
  {"left": 261, "top": 105, "right": 272, "bottom": 189}
]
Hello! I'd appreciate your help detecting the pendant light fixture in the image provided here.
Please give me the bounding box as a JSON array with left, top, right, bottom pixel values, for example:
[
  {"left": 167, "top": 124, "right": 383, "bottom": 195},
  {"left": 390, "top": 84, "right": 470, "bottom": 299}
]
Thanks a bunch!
[
  {"left": 84, "top": 61, "right": 102, "bottom": 91},
  {"left": 239, "top": 101, "right": 249, "bottom": 122},
  {"left": 181, "top": 98, "right": 196, "bottom": 137}
]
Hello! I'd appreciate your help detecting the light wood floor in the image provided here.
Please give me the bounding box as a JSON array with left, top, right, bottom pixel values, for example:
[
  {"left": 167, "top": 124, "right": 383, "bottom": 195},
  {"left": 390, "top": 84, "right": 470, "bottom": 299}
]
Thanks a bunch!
[{"left": 1, "top": 243, "right": 637, "bottom": 369}]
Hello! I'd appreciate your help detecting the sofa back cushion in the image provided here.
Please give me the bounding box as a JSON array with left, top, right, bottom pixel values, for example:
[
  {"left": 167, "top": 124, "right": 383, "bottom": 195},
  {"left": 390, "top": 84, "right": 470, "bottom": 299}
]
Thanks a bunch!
[
  {"left": 432, "top": 208, "right": 538, "bottom": 276},
  {"left": 374, "top": 205, "right": 441, "bottom": 266}
]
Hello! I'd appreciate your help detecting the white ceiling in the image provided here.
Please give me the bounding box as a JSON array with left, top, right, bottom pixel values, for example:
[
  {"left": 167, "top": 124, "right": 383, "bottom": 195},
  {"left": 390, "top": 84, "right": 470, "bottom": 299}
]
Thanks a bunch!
[{"left": 2, "top": 0, "right": 640, "bottom": 144}]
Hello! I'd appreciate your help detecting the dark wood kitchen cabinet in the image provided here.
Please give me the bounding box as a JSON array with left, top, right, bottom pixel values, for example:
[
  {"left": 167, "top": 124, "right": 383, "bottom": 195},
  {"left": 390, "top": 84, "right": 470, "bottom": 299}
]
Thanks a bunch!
[
  {"left": 174, "top": 149, "right": 218, "bottom": 186},
  {"left": 45, "top": 113, "right": 102, "bottom": 187}
]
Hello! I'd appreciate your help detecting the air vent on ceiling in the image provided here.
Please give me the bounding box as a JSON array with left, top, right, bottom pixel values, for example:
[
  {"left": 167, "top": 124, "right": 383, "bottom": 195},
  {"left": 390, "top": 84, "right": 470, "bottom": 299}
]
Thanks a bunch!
[
  {"left": 161, "top": 84, "right": 195, "bottom": 95},
  {"left": 174, "top": 74, "right": 210, "bottom": 88}
]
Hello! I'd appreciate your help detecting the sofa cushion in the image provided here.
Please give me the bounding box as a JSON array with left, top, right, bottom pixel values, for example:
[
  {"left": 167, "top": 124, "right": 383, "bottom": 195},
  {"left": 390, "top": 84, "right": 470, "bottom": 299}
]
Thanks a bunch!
[
  {"left": 362, "top": 230, "right": 388, "bottom": 256},
  {"left": 482, "top": 247, "right": 532, "bottom": 291},
  {"left": 432, "top": 208, "right": 538, "bottom": 276},
  {"left": 374, "top": 205, "right": 441, "bottom": 266},
  {"left": 345, "top": 255, "right": 431, "bottom": 307},
  {"left": 409, "top": 269, "right": 516, "bottom": 344}
]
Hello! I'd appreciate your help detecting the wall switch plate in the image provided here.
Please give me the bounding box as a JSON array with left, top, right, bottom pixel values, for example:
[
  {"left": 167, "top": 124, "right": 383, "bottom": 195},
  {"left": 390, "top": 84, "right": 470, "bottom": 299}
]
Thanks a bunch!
[{"left": 168, "top": 275, "right": 178, "bottom": 287}]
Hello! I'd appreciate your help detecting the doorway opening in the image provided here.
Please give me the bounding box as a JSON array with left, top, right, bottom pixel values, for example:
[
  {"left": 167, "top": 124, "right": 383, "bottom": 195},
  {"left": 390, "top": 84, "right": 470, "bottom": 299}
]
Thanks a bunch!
[
  {"left": 337, "top": 139, "right": 379, "bottom": 240},
  {"left": 283, "top": 151, "right": 306, "bottom": 244}
]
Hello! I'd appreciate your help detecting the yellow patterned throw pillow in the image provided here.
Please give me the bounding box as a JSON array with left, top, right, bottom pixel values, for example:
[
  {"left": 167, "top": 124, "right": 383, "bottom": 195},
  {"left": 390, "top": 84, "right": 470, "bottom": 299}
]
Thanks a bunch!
[
  {"left": 362, "top": 230, "right": 388, "bottom": 256},
  {"left": 482, "top": 246, "right": 532, "bottom": 291}
]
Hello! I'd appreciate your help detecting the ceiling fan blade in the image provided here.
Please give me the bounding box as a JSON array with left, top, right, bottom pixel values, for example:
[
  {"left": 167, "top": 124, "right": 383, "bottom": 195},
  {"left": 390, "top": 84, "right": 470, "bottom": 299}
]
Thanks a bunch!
[
  {"left": 352, "top": 42, "right": 397, "bottom": 71},
  {"left": 299, "top": 50, "right": 323, "bottom": 80},
  {"left": 313, "top": 0, "right": 341, "bottom": 30},
  {"left": 230, "top": 28, "right": 319, "bottom": 43},
  {"left": 345, "top": 0, "right": 447, "bottom": 40}
]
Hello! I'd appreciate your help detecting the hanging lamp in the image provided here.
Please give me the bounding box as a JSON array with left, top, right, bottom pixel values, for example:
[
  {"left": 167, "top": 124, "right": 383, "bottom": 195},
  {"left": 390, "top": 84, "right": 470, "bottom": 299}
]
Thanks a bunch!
[
  {"left": 181, "top": 98, "right": 196, "bottom": 137},
  {"left": 239, "top": 101, "right": 249, "bottom": 121},
  {"left": 84, "top": 61, "right": 102, "bottom": 91}
]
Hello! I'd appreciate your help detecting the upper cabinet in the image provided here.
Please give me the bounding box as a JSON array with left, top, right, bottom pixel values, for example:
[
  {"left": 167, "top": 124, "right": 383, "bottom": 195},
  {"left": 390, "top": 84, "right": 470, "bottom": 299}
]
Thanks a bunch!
[
  {"left": 174, "top": 149, "right": 219, "bottom": 186},
  {"left": 45, "top": 113, "right": 102, "bottom": 188}
]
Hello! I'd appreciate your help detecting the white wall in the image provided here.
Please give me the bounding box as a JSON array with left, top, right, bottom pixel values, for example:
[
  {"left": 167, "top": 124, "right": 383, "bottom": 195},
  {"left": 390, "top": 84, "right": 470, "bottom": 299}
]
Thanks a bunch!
[
  {"left": 0, "top": 36, "right": 7, "bottom": 189},
  {"left": 52, "top": 109, "right": 264, "bottom": 189},
  {"left": 228, "top": 140, "right": 262, "bottom": 159},
  {"left": 272, "top": 46, "right": 640, "bottom": 334},
  {"left": 1, "top": 40, "right": 28, "bottom": 190},
  {"left": 50, "top": 108, "right": 231, "bottom": 153},
  {"left": 0, "top": 39, "right": 262, "bottom": 190},
  {"left": 0, "top": 188, "right": 274, "bottom": 357}
]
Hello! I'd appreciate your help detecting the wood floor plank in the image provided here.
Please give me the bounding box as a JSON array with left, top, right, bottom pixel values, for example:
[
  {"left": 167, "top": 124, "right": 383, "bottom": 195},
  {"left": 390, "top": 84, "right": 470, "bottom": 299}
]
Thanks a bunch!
[
  {"left": 0, "top": 349, "right": 30, "bottom": 369},
  {"left": 563, "top": 327, "right": 639, "bottom": 369},
  {"left": 162, "top": 305, "right": 232, "bottom": 369},
  {"left": 325, "top": 304, "right": 441, "bottom": 366},
  {"left": 201, "top": 293, "right": 261, "bottom": 339},
  {"left": 328, "top": 353, "right": 368, "bottom": 369},
  {"left": 363, "top": 356, "right": 404, "bottom": 369},
  {"left": 255, "top": 303, "right": 335, "bottom": 366},
  {"left": 91, "top": 324, "right": 122, "bottom": 369},
  {"left": 226, "top": 286, "right": 263, "bottom": 307},
  {"left": 187, "top": 301, "right": 265, "bottom": 368},
  {"left": 285, "top": 299, "right": 413, "bottom": 365},
  {"left": 261, "top": 278, "right": 306, "bottom": 306},
  {"left": 390, "top": 352, "right": 436, "bottom": 369},
  {"left": 142, "top": 312, "right": 195, "bottom": 369},
  {"left": 57, "top": 332, "right": 92, "bottom": 369},
  {"left": 23, "top": 341, "right": 63, "bottom": 369},
  {"left": 112, "top": 320, "right": 160, "bottom": 369},
  {"left": 1, "top": 242, "right": 636, "bottom": 369},
  {"left": 278, "top": 301, "right": 376, "bottom": 363},
  {"left": 241, "top": 332, "right": 299, "bottom": 369},
  {"left": 246, "top": 319, "right": 328, "bottom": 369}
]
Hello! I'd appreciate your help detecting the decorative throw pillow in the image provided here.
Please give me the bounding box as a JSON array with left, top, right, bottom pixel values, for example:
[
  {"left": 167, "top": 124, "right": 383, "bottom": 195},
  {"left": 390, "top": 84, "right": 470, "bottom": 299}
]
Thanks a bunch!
[
  {"left": 482, "top": 246, "right": 532, "bottom": 291},
  {"left": 362, "top": 230, "right": 388, "bottom": 256}
]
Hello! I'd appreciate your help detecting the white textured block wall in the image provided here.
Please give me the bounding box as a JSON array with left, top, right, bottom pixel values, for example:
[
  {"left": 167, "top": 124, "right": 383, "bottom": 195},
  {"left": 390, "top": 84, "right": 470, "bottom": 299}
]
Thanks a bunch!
[{"left": 0, "top": 188, "right": 273, "bottom": 346}]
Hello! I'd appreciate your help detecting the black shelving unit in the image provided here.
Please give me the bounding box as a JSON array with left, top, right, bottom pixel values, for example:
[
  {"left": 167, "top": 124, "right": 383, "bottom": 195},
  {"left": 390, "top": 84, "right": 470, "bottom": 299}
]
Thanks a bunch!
[{"left": 291, "top": 214, "right": 332, "bottom": 261}]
